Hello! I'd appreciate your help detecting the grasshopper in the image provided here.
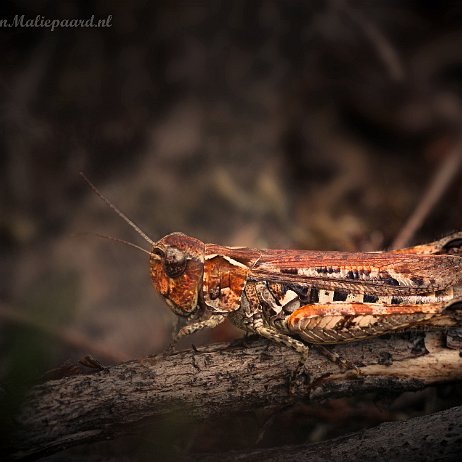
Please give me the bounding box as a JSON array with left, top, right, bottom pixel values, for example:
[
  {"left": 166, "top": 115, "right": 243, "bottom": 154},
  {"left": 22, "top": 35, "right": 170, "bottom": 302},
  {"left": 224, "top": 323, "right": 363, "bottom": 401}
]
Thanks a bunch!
[{"left": 81, "top": 174, "right": 462, "bottom": 366}]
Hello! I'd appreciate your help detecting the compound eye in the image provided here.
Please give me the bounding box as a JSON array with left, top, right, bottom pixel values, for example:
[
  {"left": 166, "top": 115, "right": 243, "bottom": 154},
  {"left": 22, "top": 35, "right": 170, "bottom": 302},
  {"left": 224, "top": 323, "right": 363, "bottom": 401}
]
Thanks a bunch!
[{"left": 164, "top": 247, "right": 187, "bottom": 278}]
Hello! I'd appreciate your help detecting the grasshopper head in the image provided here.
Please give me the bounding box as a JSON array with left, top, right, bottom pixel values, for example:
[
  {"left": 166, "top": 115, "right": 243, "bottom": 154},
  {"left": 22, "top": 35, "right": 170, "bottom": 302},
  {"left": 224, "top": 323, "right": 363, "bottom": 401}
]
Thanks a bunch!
[{"left": 150, "top": 232, "right": 205, "bottom": 317}]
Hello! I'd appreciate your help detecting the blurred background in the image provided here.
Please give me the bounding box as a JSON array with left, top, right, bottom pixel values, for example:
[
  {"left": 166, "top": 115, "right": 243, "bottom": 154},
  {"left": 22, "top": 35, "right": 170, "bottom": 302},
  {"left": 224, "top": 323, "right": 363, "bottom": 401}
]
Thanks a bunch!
[{"left": 1, "top": 0, "right": 462, "bottom": 459}]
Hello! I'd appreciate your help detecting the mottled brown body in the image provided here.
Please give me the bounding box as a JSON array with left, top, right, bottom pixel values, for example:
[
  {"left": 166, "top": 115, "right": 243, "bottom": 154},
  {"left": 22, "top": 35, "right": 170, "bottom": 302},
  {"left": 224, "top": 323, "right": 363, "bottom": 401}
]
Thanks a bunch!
[
  {"left": 149, "top": 232, "right": 462, "bottom": 361},
  {"left": 80, "top": 174, "right": 462, "bottom": 364}
]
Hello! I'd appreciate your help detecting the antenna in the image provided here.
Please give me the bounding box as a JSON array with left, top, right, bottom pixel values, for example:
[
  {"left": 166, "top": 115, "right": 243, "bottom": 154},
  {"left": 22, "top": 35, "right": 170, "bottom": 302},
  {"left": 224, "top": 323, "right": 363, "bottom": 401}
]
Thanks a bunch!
[
  {"left": 80, "top": 172, "right": 157, "bottom": 248},
  {"left": 73, "top": 232, "right": 152, "bottom": 256}
]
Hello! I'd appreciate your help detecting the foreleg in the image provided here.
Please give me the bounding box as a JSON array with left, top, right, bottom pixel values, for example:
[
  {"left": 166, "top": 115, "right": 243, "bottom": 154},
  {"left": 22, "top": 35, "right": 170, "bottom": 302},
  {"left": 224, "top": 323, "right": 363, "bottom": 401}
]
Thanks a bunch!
[{"left": 167, "top": 314, "right": 227, "bottom": 352}]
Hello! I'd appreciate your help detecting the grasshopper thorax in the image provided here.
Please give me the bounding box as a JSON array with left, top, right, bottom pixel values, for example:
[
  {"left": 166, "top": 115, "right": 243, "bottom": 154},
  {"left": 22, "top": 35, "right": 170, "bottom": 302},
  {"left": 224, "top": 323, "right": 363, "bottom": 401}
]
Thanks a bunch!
[{"left": 150, "top": 232, "right": 205, "bottom": 317}]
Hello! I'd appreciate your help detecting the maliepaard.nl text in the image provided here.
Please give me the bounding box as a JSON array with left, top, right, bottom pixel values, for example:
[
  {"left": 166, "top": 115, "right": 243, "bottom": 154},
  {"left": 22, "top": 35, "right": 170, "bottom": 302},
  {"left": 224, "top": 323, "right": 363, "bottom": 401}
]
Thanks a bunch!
[{"left": 0, "top": 14, "right": 112, "bottom": 32}]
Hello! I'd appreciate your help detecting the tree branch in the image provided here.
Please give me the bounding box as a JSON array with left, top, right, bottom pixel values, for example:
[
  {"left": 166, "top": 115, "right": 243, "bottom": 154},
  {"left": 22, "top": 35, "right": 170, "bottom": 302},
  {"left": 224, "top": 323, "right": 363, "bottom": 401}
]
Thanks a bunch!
[
  {"left": 13, "top": 330, "right": 462, "bottom": 459},
  {"left": 189, "top": 404, "right": 462, "bottom": 462}
]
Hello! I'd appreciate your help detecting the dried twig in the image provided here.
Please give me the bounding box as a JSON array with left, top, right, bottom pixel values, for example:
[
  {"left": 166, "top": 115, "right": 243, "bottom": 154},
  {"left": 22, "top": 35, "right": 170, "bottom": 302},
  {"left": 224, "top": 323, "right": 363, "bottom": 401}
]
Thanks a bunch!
[
  {"left": 189, "top": 405, "right": 462, "bottom": 462},
  {"left": 391, "top": 142, "right": 462, "bottom": 249},
  {"left": 339, "top": 0, "right": 405, "bottom": 81},
  {"left": 13, "top": 331, "right": 462, "bottom": 459}
]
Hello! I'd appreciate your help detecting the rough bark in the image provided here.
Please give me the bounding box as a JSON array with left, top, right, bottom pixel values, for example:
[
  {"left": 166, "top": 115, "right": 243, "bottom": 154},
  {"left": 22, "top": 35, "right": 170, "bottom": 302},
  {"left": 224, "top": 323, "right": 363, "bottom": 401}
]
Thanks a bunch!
[
  {"left": 13, "top": 330, "right": 462, "bottom": 459},
  {"left": 189, "top": 404, "right": 462, "bottom": 462}
]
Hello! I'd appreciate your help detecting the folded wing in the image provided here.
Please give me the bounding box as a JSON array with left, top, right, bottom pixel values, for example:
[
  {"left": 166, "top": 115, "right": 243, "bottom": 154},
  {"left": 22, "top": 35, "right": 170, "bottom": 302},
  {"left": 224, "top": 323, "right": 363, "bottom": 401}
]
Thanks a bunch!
[{"left": 251, "top": 250, "right": 462, "bottom": 295}]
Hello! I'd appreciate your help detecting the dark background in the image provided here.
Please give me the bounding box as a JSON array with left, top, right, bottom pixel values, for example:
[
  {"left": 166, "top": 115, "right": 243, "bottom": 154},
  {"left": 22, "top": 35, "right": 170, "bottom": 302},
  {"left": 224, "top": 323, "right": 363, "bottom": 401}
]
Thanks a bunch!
[{"left": 1, "top": 1, "right": 462, "bottom": 460}]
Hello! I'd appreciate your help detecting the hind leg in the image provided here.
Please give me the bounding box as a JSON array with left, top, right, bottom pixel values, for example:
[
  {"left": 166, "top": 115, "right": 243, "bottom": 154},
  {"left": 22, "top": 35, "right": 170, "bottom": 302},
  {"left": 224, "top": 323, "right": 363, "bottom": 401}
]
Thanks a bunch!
[{"left": 391, "top": 232, "right": 462, "bottom": 255}]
